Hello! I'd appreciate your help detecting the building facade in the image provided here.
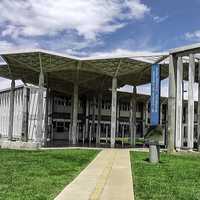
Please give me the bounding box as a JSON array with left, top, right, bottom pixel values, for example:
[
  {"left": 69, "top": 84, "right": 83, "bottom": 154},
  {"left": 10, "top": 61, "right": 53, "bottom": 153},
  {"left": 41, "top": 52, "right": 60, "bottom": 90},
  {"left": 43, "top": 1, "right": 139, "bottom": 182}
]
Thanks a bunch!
[{"left": 1, "top": 84, "right": 198, "bottom": 149}]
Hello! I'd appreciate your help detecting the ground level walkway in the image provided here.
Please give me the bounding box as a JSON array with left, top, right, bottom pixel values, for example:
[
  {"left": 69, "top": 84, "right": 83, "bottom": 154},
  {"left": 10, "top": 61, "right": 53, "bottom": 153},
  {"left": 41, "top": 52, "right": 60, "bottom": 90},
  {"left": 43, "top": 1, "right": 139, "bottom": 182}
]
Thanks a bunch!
[{"left": 55, "top": 149, "right": 134, "bottom": 200}]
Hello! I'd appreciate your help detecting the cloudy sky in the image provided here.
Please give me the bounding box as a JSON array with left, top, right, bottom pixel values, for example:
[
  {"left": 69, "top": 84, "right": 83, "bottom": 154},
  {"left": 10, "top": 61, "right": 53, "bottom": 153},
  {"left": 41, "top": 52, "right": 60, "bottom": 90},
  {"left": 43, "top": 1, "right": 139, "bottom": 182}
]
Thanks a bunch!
[{"left": 0, "top": 0, "right": 199, "bottom": 97}]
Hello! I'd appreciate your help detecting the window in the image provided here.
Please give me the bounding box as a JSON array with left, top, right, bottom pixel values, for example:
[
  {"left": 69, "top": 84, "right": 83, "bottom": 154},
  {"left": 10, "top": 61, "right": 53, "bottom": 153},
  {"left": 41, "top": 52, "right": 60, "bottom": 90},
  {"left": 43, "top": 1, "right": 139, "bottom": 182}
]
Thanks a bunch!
[{"left": 56, "top": 121, "right": 64, "bottom": 132}]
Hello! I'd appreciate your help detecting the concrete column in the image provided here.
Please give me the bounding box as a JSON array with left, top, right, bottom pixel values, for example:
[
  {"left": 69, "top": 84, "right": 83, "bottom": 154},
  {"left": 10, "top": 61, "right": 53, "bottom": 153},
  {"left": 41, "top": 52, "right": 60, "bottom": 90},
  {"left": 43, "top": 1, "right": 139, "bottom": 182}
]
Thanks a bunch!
[
  {"left": 77, "top": 122, "right": 79, "bottom": 142},
  {"left": 198, "top": 60, "right": 200, "bottom": 151},
  {"left": 72, "top": 83, "right": 78, "bottom": 145},
  {"left": 160, "top": 102, "right": 163, "bottom": 125},
  {"left": 142, "top": 101, "right": 147, "bottom": 137},
  {"left": 82, "top": 124, "right": 85, "bottom": 145},
  {"left": 51, "top": 94, "right": 54, "bottom": 143},
  {"left": 130, "top": 86, "right": 137, "bottom": 147},
  {"left": 44, "top": 86, "right": 49, "bottom": 147},
  {"left": 21, "top": 87, "right": 29, "bottom": 142},
  {"left": 116, "top": 99, "right": 120, "bottom": 138},
  {"left": 188, "top": 54, "right": 195, "bottom": 150},
  {"left": 85, "top": 97, "right": 89, "bottom": 143},
  {"left": 145, "top": 100, "right": 149, "bottom": 126},
  {"left": 36, "top": 70, "right": 44, "bottom": 144},
  {"left": 91, "top": 96, "right": 96, "bottom": 144},
  {"left": 122, "top": 124, "right": 125, "bottom": 147},
  {"left": 97, "top": 94, "right": 102, "bottom": 145},
  {"left": 89, "top": 123, "right": 92, "bottom": 145},
  {"left": 167, "top": 54, "right": 177, "bottom": 153},
  {"left": 69, "top": 96, "right": 73, "bottom": 143},
  {"left": 111, "top": 77, "right": 117, "bottom": 148},
  {"left": 8, "top": 79, "right": 15, "bottom": 140},
  {"left": 106, "top": 124, "right": 108, "bottom": 144},
  {"left": 175, "top": 57, "right": 183, "bottom": 150}
]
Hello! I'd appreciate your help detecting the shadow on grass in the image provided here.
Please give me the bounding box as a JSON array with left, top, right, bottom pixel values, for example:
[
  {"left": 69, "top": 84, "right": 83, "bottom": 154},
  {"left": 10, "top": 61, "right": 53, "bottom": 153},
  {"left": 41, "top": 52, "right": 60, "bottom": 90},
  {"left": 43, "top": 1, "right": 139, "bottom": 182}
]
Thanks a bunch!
[{"left": 143, "top": 158, "right": 165, "bottom": 164}]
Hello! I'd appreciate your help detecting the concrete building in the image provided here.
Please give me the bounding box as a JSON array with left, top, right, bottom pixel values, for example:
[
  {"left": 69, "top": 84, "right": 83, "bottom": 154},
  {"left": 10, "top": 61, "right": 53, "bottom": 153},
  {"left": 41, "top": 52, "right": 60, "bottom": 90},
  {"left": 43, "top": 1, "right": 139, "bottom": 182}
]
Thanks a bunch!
[
  {"left": 0, "top": 85, "right": 167, "bottom": 148},
  {"left": 0, "top": 43, "right": 200, "bottom": 150}
]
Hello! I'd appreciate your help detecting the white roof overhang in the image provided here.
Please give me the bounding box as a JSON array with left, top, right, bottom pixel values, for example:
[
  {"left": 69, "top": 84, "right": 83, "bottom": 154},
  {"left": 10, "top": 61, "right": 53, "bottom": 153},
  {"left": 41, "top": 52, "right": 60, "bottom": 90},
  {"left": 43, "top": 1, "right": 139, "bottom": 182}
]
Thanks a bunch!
[{"left": 0, "top": 49, "right": 169, "bottom": 94}]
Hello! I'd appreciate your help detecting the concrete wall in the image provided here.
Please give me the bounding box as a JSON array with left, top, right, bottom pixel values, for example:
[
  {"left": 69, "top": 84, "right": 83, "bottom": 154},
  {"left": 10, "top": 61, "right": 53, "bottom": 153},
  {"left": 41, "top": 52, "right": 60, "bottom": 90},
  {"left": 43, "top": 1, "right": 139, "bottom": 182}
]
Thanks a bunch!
[{"left": 0, "top": 86, "right": 46, "bottom": 142}]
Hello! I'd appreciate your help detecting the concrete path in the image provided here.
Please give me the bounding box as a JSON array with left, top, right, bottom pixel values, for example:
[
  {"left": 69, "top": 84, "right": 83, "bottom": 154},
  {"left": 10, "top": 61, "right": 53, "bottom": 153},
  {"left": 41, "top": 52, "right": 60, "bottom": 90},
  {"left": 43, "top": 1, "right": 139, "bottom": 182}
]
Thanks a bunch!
[{"left": 55, "top": 149, "right": 134, "bottom": 200}]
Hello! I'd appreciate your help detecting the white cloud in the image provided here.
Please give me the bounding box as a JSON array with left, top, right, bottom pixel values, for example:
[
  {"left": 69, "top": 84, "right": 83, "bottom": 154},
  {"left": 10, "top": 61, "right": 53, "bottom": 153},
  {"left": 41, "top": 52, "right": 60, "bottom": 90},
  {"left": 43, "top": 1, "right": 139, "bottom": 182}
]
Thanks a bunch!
[
  {"left": 153, "top": 15, "right": 168, "bottom": 23},
  {"left": 0, "top": 39, "right": 39, "bottom": 52},
  {"left": 0, "top": 0, "right": 150, "bottom": 41},
  {"left": 89, "top": 48, "right": 155, "bottom": 58},
  {"left": 185, "top": 30, "right": 200, "bottom": 41}
]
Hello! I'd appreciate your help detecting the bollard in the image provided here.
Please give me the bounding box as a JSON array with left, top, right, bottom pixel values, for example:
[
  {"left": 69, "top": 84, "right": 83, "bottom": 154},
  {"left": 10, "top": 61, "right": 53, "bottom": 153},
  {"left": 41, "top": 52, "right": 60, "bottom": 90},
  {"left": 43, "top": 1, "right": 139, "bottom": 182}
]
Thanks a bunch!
[{"left": 149, "top": 143, "right": 160, "bottom": 163}]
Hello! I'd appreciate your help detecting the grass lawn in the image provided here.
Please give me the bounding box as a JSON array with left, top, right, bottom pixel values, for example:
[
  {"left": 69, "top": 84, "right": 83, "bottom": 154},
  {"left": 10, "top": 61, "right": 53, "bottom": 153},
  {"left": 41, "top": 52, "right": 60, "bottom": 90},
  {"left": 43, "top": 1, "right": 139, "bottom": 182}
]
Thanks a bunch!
[
  {"left": 0, "top": 149, "right": 99, "bottom": 200},
  {"left": 131, "top": 151, "right": 200, "bottom": 200}
]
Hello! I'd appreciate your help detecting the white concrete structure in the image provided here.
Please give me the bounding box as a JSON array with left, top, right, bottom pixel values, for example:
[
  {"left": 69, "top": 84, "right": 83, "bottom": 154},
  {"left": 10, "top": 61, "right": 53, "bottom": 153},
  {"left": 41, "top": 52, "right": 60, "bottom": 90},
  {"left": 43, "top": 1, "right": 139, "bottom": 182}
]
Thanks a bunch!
[
  {"left": 0, "top": 84, "right": 168, "bottom": 148},
  {"left": 2, "top": 45, "right": 200, "bottom": 150},
  {"left": 0, "top": 85, "right": 46, "bottom": 149},
  {"left": 169, "top": 43, "right": 200, "bottom": 151}
]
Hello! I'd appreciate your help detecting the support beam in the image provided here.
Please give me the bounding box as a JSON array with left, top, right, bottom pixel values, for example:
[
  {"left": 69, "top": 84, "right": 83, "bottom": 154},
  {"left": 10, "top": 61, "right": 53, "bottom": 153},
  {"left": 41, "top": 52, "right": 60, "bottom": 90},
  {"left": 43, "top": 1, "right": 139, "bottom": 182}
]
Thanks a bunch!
[
  {"left": 8, "top": 79, "right": 15, "bottom": 140},
  {"left": 111, "top": 77, "right": 117, "bottom": 148},
  {"left": 44, "top": 87, "right": 49, "bottom": 147},
  {"left": 85, "top": 97, "right": 89, "bottom": 144},
  {"left": 106, "top": 124, "right": 108, "bottom": 144},
  {"left": 122, "top": 124, "right": 125, "bottom": 147},
  {"left": 198, "top": 60, "right": 200, "bottom": 151},
  {"left": 36, "top": 68, "right": 44, "bottom": 144},
  {"left": 130, "top": 86, "right": 137, "bottom": 147},
  {"left": 175, "top": 57, "right": 183, "bottom": 150},
  {"left": 142, "top": 101, "right": 147, "bottom": 137},
  {"left": 116, "top": 99, "right": 120, "bottom": 138},
  {"left": 145, "top": 100, "right": 149, "bottom": 127},
  {"left": 97, "top": 93, "right": 102, "bottom": 145},
  {"left": 91, "top": 96, "right": 96, "bottom": 145},
  {"left": 21, "top": 87, "right": 29, "bottom": 142},
  {"left": 72, "top": 82, "right": 78, "bottom": 145},
  {"left": 188, "top": 54, "right": 195, "bottom": 150},
  {"left": 160, "top": 102, "right": 163, "bottom": 125},
  {"left": 167, "top": 54, "right": 177, "bottom": 153}
]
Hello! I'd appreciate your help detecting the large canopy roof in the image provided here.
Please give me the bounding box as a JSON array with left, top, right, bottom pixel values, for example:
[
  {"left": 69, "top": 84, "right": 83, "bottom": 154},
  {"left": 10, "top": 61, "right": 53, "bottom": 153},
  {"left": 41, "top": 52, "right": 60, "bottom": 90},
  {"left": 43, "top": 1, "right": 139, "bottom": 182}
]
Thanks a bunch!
[{"left": 0, "top": 49, "right": 169, "bottom": 94}]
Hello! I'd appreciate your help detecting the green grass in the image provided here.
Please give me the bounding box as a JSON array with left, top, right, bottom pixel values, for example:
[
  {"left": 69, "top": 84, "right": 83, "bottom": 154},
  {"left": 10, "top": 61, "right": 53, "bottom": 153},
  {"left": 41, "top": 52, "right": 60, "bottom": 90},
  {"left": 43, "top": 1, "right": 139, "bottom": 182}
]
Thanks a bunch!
[
  {"left": 0, "top": 149, "right": 99, "bottom": 200},
  {"left": 131, "top": 151, "right": 200, "bottom": 200}
]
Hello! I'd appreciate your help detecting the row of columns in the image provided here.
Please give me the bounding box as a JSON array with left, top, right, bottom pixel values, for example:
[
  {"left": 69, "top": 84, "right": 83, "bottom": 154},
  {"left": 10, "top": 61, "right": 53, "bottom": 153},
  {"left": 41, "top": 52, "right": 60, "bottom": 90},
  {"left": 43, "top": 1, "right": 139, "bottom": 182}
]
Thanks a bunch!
[
  {"left": 169, "top": 53, "right": 198, "bottom": 151},
  {"left": 69, "top": 77, "right": 137, "bottom": 148},
  {"left": 6, "top": 61, "right": 137, "bottom": 148}
]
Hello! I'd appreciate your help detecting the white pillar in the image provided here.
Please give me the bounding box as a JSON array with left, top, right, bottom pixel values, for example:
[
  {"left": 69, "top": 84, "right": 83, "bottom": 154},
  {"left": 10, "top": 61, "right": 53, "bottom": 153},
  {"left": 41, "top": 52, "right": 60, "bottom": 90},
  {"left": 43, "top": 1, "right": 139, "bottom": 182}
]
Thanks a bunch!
[
  {"left": 106, "top": 124, "right": 108, "bottom": 144},
  {"left": 8, "top": 79, "right": 15, "bottom": 140},
  {"left": 92, "top": 96, "right": 96, "bottom": 144},
  {"left": 188, "top": 54, "right": 195, "bottom": 150},
  {"left": 145, "top": 100, "right": 149, "bottom": 127},
  {"left": 85, "top": 97, "right": 89, "bottom": 143},
  {"left": 168, "top": 54, "right": 177, "bottom": 152},
  {"left": 160, "top": 102, "right": 163, "bottom": 125},
  {"left": 72, "top": 83, "right": 78, "bottom": 145},
  {"left": 122, "top": 124, "right": 125, "bottom": 147},
  {"left": 111, "top": 77, "right": 117, "bottom": 148},
  {"left": 198, "top": 60, "right": 200, "bottom": 151},
  {"left": 175, "top": 57, "right": 183, "bottom": 150},
  {"left": 142, "top": 101, "right": 147, "bottom": 137},
  {"left": 97, "top": 94, "right": 102, "bottom": 145},
  {"left": 130, "top": 86, "right": 136, "bottom": 147},
  {"left": 36, "top": 70, "right": 44, "bottom": 144},
  {"left": 21, "top": 87, "right": 29, "bottom": 142},
  {"left": 44, "top": 87, "right": 49, "bottom": 147},
  {"left": 116, "top": 99, "right": 120, "bottom": 138}
]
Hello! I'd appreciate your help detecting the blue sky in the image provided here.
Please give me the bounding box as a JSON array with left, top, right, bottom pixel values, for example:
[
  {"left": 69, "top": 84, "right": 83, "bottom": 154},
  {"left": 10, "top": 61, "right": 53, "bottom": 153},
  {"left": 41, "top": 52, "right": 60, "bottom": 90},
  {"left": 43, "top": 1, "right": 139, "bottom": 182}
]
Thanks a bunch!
[{"left": 0, "top": 0, "right": 200, "bottom": 95}]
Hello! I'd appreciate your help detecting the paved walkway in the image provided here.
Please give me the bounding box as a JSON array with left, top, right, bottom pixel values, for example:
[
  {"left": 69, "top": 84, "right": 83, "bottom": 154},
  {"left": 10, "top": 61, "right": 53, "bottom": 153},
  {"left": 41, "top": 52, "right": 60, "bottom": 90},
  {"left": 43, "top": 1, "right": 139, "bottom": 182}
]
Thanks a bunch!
[{"left": 55, "top": 149, "right": 134, "bottom": 200}]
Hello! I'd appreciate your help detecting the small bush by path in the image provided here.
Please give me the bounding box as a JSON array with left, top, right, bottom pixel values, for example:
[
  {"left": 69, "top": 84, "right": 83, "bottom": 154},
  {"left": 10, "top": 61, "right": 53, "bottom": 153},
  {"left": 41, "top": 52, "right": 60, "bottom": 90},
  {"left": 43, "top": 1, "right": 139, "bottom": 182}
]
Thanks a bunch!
[
  {"left": 131, "top": 151, "right": 200, "bottom": 200},
  {"left": 0, "top": 149, "right": 99, "bottom": 200}
]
